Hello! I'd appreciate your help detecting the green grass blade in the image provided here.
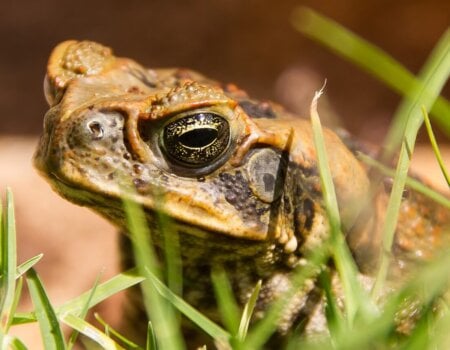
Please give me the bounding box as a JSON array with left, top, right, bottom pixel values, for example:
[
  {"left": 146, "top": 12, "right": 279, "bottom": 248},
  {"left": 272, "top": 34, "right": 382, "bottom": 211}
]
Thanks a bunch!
[
  {"left": 292, "top": 7, "right": 450, "bottom": 138},
  {"left": 331, "top": 250, "right": 450, "bottom": 349},
  {"left": 157, "top": 203, "right": 182, "bottom": 297},
  {"left": 58, "top": 268, "right": 144, "bottom": 317},
  {"left": 3, "top": 335, "right": 28, "bottom": 350},
  {"left": 243, "top": 246, "right": 329, "bottom": 349},
  {"left": 382, "top": 28, "right": 450, "bottom": 156},
  {"left": 237, "top": 280, "right": 261, "bottom": 342},
  {"left": 422, "top": 106, "right": 450, "bottom": 186},
  {"left": 61, "top": 313, "right": 123, "bottom": 350},
  {"left": 5, "top": 276, "right": 23, "bottom": 332},
  {"left": 397, "top": 303, "right": 433, "bottom": 350},
  {"left": 16, "top": 254, "right": 44, "bottom": 278},
  {"left": 123, "top": 196, "right": 185, "bottom": 350},
  {"left": 211, "top": 266, "right": 240, "bottom": 336},
  {"left": 373, "top": 28, "right": 450, "bottom": 296},
  {"left": 427, "top": 300, "right": 450, "bottom": 349},
  {"left": 318, "top": 270, "right": 345, "bottom": 339},
  {"left": 147, "top": 269, "right": 230, "bottom": 342},
  {"left": 146, "top": 321, "right": 157, "bottom": 350},
  {"left": 310, "top": 89, "right": 376, "bottom": 324},
  {"left": 13, "top": 268, "right": 144, "bottom": 325},
  {"left": 94, "top": 313, "right": 141, "bottom": 349},
  {"left": 0, "top": 189, "right": 18, "bottom": 332},
  {"left": 67, "top": 273, "right": 102, "bottom": 350},
  {"left": 9, "top": 313, "right": 35, "bottom": 325},
  {"left": 358, "top": 153, "right": 450, "bottom": 209},
  {"left": 25, "top": 268, "right": 65, "bottom": 350}
]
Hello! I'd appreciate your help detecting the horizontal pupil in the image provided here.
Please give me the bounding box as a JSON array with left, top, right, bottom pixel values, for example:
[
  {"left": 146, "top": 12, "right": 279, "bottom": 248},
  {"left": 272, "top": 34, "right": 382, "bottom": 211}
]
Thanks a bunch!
[{"left": 179, "top": 128, "right": 218, "bottom": 148}]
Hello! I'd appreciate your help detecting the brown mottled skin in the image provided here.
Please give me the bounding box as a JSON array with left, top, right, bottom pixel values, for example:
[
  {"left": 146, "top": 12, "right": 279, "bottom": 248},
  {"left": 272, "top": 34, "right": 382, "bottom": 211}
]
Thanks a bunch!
[{"left": 35, "top": 41, "right": 450, "bottom": 346}]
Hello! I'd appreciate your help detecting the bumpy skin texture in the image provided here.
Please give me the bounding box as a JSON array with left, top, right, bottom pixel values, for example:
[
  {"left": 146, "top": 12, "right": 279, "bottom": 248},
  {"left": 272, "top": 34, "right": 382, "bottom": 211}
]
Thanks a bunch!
[{"left": 35, "top": 41, "right": 450, "bottom": 345}]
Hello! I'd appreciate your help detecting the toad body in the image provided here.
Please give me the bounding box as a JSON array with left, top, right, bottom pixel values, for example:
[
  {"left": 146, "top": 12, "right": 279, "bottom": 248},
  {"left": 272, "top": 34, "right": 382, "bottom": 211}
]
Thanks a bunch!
[{"left": 34, "top": 41, "right": 450, "bottom": 344}]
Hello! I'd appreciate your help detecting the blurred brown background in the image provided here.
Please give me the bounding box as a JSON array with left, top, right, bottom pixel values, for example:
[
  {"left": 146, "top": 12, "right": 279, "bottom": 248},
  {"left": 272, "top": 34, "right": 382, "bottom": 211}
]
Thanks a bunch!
[
  {"left": 0, "top": 1, "right": 449, "bottom": 348},
  {"left": 1, "top": 0, "right": 449, "bottom": 141}
]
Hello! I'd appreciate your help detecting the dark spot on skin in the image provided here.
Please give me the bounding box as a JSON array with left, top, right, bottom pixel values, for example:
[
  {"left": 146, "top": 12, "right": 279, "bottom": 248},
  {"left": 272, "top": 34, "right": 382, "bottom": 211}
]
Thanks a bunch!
[
  {"left": 133, "top": 178, "right": 148, "bottom": 190},
  {"left": 283, "top": 194, "right": 292, "bottom": 213},
  {"left": 303, "top": 198, "right": 315, "bottom": 231},
  {"left": 128, "top": 67, "right": 157, "bottom": 88},
  {"left": 88, "top": 105, "right": 94, "bottom": 110},
  {"left": 238, "top": 100, "right": 277, "bottom": 119},
  {"left": 263, "top": 173, "right": 275, "bottom": 192},
  {"left": 225, "top": 192, "right": 237, "bottom": 204},
  {"left": 133, "top": 164, "right": 143, "bottom": 174},
  {"left": 127, "top": 86, "right": 141, "bottom": 93},
  {"left": 108, "top": 173, "right": 115, "bottom": 180},
  {"left": 256, "top": 207, "right": 268, "bottom": 216},
  {"left": 123, "top": 153, "right": 131, "bottom": 160},
  {"left": 217, "top": 170, "right": 270, "bottom": 225},
  {"left": 111, "top": 136, "right": 119, "bottom": 143}
]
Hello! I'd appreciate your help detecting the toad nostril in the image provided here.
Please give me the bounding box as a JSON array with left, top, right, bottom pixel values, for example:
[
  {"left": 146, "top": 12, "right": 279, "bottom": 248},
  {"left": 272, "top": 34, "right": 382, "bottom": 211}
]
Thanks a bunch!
[{"left": 87, "top": 121, "right": 104, "bottom": 140}]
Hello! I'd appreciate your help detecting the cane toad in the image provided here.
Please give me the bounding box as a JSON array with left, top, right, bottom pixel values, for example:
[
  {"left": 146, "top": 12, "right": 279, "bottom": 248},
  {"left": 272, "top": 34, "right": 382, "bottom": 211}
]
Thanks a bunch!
[{"left": 34, "top": 41, "right": 450, "bottom": 345}]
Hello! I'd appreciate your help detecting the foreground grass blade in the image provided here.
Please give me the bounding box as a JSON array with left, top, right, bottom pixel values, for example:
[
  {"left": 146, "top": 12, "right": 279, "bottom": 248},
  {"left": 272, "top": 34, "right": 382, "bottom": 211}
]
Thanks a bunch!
[
  {"left": 422, "top": 106, "right": 450, "bottom": 186},
  {"left": 67, "top": 273, "right": 102, "bottom": 350},
  {"left": 0, "top": 189, "right": 18, "bottom": 332},
  {"left": 310, "top": 89, "right": 376, "bottom": 324},
  {"left": 237, "top": 280, "right": 261, "bottom": 342},
  {"left": 382, "top": 28, "right": 450, "bottom": 157},
  {"left": 157, "top": 203, "right": 182, "bottom": 297},
  {"left": 333, "top": 249, "right": 450, "bottom": 349},
  {"left": 146, "top": 321, "right": 157, "bottom": 350},
  {"left": 3, "top": 335, "right": 27, "bottom": 350},
  {"left": 123, "top": 195, "right": 185, "bottom": 350},
  {"left": 243, "top": 246, "right": 328, "bottom": 349},
  {"left": 16, "top": 254, "right": 44, "bottom": 278},
  {"left": 211, "top": 267, "right": 240, "bottom": 336},
  {"left": 318, "top": 270, "right": 345, "bottom": 339},
  {"left": 94, "top": 313, "right": 141, "bottom": 349},
  {"left": 58, "top": 268, "right": 143, "bottom": 317},
  {"left": 358, "top": 153, "right": 450, "bottom": 209},
  {"left": 26, "top": 268, "right": 65, "bottom": 350},
  {"left": 13, "top": 269, "right": 144, "bottom": 325},
  {"left": 373, "top": 27, "right": 450, "bottom": 295},
  {"left": 147, "top": 269, "right": 230, "bottom": 342},
  {"left": 61, "top": 313, "right": 123, "bottom": 350},
  {"left": 292, "top": 7, "right": 450, "bottom": 138}
]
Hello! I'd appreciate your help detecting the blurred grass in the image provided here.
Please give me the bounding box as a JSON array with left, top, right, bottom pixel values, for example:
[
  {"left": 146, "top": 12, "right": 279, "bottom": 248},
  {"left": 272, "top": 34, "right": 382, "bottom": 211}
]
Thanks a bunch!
[
  {"left": 0, "top": 7, "right": 449, "bottom": 350},
  {"left": 292, "top": 7, "right": 450, "bottom": 142},
  {"left": 422, "top": 107, "right": 450, "bottom": 186}
]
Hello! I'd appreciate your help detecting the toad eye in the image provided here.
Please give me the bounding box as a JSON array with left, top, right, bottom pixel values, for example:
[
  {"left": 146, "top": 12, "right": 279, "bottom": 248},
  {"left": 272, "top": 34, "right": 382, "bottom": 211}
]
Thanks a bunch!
[{"left": 160, "top": 113, "right": 230, "bottom": 167}]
